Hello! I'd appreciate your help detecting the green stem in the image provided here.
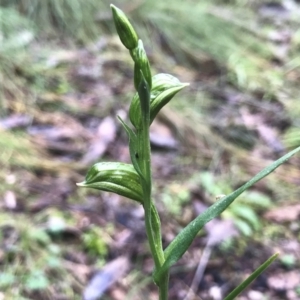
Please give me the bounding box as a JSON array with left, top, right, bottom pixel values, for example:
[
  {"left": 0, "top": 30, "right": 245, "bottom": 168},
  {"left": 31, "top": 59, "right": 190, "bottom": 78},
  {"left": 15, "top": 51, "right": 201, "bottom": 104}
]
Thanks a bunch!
[
  {"left": 138, "top": 79, "right": 164, "bottom": 269},
  {"left": 140, "top": 102, "right": 151, "bottom": 222},
  {"left": 158, "top": 271, "right": 169, "bottom": 300},
  {"left": 138, "top": 77, "right": 167, "bottom": 298},
  {"left": 137, "top": 76, "right": 152, "bottom": 231}
]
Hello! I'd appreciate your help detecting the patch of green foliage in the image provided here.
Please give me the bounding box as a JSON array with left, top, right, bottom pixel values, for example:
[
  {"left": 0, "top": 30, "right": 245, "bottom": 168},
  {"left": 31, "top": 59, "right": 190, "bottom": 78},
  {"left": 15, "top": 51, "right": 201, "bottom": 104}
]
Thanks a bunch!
[
  {"left": 82, "top": 225, "right": 108, "bottom": 258},
  {"left": 0, "top": 212, "right": 73, "bottom": 299},
  {"left": 0, "top": 7, "right": 35, "bottom": 53},
  {"left": 0, "top": 131, "right": 37, "bottom": 169},
  {"left": 0, "top": 209, "right": 108, "bottom": 299},
  {"left": 1, "top": 0, "right": 292, "bottom": 92},
  {"left": 0, "top": 7, "right": 35, "bottom": 115},
  {"left": 199, "top": 172, "right": 272, "bottom": 235},
  {"left": 160, "top": 182, "right": 190, "bottom": 216},
  {"left": 283, "top": 127, "right": 300, "bottom": 149},
  {"left": 1, "top": 0, "right": 104, "bottom": 42},
  {"left": 128, "top": 1, "right": 282, "bottom": 91}
]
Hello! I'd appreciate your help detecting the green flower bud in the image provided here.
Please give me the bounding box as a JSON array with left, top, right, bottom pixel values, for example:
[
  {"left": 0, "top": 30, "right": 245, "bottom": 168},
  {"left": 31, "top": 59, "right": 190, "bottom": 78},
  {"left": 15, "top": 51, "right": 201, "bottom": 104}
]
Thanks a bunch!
[
  {"left": 129, "top": 73, "right": 189, "bottom": 129},
  {"left": 133, "top": 40, "right": 152, "bottom": 91},
  {"left": 77, "top": 162, "right": 143, "bottom": 203},
  {"left": 110, "top": 4, "right": 138, "bottom": 50}
]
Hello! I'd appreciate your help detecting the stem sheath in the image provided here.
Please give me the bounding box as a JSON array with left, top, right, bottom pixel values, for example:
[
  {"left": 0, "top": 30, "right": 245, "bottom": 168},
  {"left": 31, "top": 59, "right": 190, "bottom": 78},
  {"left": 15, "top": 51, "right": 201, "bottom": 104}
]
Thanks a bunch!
[{"left": 138, "top": 76, "right": 167, "bottom": 298}]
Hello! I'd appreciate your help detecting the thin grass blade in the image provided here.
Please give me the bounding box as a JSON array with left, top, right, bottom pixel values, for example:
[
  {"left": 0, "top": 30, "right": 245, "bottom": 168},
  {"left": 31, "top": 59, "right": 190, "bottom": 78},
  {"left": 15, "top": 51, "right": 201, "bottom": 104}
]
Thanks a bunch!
[{"left": 224, "top": 253, "right": 278, "bottom": 300}]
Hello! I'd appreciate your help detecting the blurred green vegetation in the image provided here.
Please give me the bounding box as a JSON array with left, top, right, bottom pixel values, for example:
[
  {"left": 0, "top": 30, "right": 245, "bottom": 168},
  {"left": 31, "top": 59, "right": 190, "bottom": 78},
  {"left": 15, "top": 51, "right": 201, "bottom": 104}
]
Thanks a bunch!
[
  {"left": 0, "top": 211, "right": 86, "bottom": 299},
  {"left": 2, "top": 0, "right": 300, "bottom": 102},
  {"left": 199, "top": 172, "right": 272, "bottom": 236},
  {"left": 0, "top": 0, "right": 103, "bottom": 42}
]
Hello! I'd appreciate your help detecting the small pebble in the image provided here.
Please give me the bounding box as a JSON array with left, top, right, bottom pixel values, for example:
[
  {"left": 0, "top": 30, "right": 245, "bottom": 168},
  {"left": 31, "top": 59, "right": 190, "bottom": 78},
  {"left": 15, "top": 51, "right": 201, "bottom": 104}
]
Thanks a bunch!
[
  {"left": 248, "top": 290, "right": 265, "bottom": 300},
  {"left": 208, "top": 285, "right": 222, "bottom": 300}
]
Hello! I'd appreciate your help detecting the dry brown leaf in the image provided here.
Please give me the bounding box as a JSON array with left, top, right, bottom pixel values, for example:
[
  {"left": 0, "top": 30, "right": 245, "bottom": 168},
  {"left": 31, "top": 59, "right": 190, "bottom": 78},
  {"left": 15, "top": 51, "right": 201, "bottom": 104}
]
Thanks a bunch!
[
  {"left": 81, "top": 116, "right": 117, "bottom": 165},
  {"left": 0, "top": 114, "right": 31, "bottom": 130},
  {"left": 150, "top": 119, "right": 178, "bottom": 150},
  {"left": 264, "top": 204, "right": 300, "bottom": 222},
  {"left": 267, "top": 270, "right": 300, "bottom": 291},
  {"left": 83, "top": 256, "right": 130, "bottom": 300}
]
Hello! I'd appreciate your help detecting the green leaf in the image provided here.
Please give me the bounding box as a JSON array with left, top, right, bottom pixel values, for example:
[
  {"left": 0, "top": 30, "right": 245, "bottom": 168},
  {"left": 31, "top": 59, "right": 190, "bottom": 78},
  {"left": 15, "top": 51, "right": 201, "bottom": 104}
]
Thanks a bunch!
[
  {"left": 200, "top": 172, "right": 223, "bottom": 195},
  {"left": 150, "top": 203, "right": 165, "bottom": 265},
  {"left": 242, "top": 191, "right": 272, "bottom": 208},
  {"left": 77, "top": 162, "right": 143, "bottom": 203},
  {"left": 150, "top": 85, "right": 188, "bottom": 124},
  {"left": 0, "top": 273, "right": 15, "bottom": 288},
  {"left": 117, "top": 116, "right": 144, "bottom": 179},
  {"left": 132, "top": 40, "right": 152, "bottom": 90},
  {"left": 153, "top": 146, "right": 300, "bottom": 283},
  {"left": 128, "top": 92, "right": 142, "bottom": 129},
  {"left": 230, "top": 204, "right": 260, "bottom": 230},
  {"left": 28, "top": 228, "right": 51, "bottom": 245},
  {"left": 83, "top": 226, "right": 108, "bottom": 256},
  {"left": 129, "top": 73, "right": 188, "bottom": 130},
  {"left": 224, "top": 253, "right": 278, "bottom": 300},
  {"left": 233, "top": 218, "right": 253, "bottom": 236},
  {"left": 25, "top": 270, "right": 49, "bottom": 291},
  {"left": 279, "top": 254, "right": 296, "bottom": 268}
]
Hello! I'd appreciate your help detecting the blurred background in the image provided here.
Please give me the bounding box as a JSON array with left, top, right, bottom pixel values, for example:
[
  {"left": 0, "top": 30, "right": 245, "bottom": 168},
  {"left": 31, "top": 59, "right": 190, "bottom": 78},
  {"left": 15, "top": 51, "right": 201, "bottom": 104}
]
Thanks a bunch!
[{"left": 1, "top": 0, "right": 300, "bottom": 299}]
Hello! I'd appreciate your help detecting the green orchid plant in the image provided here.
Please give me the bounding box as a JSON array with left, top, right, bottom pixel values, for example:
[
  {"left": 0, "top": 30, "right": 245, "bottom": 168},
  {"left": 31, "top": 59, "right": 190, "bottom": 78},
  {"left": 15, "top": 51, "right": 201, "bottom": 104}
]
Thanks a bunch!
[{"left": 77, "top": 4, "right": 300, "bottom": 299}]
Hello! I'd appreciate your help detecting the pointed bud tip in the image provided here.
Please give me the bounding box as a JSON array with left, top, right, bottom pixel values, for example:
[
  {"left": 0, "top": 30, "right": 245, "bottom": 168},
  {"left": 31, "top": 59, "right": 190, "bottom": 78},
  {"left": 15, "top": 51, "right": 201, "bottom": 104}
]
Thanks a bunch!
[
  {"left": 180, "top": 83, "right": 190, "bottom": 88},
  {"left": 173, "top": 82, "right": 189, "bottom": 91},
  {"left": 110, "top": 4, "right": 117, "bottom": 11},
  {"left": 110, "top": 4, "right": 138, "bottom": 50},
  {"left": 76, "top": 182, "right": 86, "bottom": 187}
]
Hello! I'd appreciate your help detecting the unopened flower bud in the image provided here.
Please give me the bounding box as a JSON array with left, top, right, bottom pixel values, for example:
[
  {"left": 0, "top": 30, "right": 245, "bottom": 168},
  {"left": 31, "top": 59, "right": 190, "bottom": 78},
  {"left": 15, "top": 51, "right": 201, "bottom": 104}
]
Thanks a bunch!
[
  {"left": 110, "top": 4, "right": 138, "bottom": 50},
  {"left": 133, "top": 40, "right": 152, "bottom": 90}
]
